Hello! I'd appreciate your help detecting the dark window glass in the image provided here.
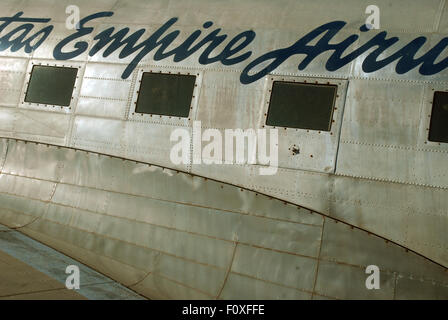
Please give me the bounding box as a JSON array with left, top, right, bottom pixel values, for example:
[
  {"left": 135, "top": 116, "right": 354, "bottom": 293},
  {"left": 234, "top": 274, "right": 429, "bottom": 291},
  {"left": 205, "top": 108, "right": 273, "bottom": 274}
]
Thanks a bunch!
[
  {"left": 266, "top": 81, "right": 337, "bottom": 131},
  {"left": 135, "top": 73, "right": 196, "bottom": 117},
  {"left": 25, "top": 65, "right": 77, "bottom": 106},
  {"left": 429, "top": 91, "right": 448, "bottom": 143}
]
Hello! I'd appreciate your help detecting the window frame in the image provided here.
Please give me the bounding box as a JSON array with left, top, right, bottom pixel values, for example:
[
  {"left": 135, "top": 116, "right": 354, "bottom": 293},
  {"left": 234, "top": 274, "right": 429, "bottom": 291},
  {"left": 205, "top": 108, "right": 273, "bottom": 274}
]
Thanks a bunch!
[
  {"left": 261, "top": 75, "right": 345, "bottom": 137},
  {"left": 255, "top": 75, "right": 348, "bottom": 174},
  {"left": 20, "top": 60, "right": 83, "bottom": 113},
  {"left": 428, "top": 90, "right": 448, "bottom": 144},
  {"left": 128, "top": 68, "right": 202, "bottom": 126},
  {"left": 420, "top": 86, "right": 448, "bottom": 148}
]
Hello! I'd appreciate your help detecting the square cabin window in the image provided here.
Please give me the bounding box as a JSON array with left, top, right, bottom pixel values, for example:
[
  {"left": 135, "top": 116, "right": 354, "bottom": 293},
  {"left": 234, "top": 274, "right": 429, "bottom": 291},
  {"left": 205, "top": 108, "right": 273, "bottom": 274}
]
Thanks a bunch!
[
  {"left": 266, "top": 81, "right": 338, "bottom": 131},
  {"left": 135, "top": 72, "right": 196, "bottom": 117},
  {"left": 25, "top": 65, "right": 78, "bottom": 106},
  {"left": 428, "top": 91, "right": 448, "bottom": 144}
]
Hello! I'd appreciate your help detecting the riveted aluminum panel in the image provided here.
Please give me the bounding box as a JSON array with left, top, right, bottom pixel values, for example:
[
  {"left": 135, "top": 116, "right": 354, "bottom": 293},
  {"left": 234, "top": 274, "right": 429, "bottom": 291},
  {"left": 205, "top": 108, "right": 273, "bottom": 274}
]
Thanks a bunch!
[
  {"left": 71, "top": 116, "right": 124, "bottom": 154},
  {"left": 337, "top": 78, "right": 448, "bottom": 189},
  {"left": 77, "top": 63, "right": 134, "bottom": 119},
  {"left": 246, "top": 197, "right": 324, "bottom": 228},
  {"left": 340, "top": 79, "right": 424, "bottom": 146},
  {"left": 236, "top": 215, "right": 322, "bottom": 257},
  {"left": 0, "top": 139, "right": 446, "bottom": 299},
  {"left": 1, "top": 139, "right": 65, "bottom": 181},
  {"left": 52, "top": 185, "right": 110, "bottom": 214},
  {"left": 337, "top": 142, "right": 448, "bottom": 187},
  {"left": 193, "top": 164, "right": 325, "bottom": 225},
  {"left": 59, "top": 150, "right": 137, "bottom": 189},
  {"left": 1, "top": 0, "right": 448, "bottom": 300},
  {"left": 0, "top": 138, "right": 6, "bottom": 169},
  {"left": 247, "top": 165, "right": 300, "bottom": 199},
  {"left": 95, "top": 214, "right": 235, "bottom": 269},
  {"left": 0, "top": 58, "right": 27, "bottom": 107},
  {"left": 330, "top": 175, "right": 448, "bottom": 266},
  {"left": 0, "top": 174, "right": 55, "bottom": 202},
  {"left": 53, "top": 178, "right": 325, "bottom": 257},
  {"left": 76, "top": 97, "right": 129, "bottom": 120},
  {"left": 151, "top": 254, "right": 227, "bottom": 297},
  {"left": 196, "top": 71, "right": 264, "bottom": 130},
  {"left": 123, "top": 120, "right": 191, "bottom": 170},
  {"left": 0, "top": 194, "right": 48, "bottom": 228},
  {"left": 190, "top": 163, "right": 254, "bottom": 190},
  {"left": 131, "top": 273, "right": 212, "bottom": 300},
  {"left": 55, "top": 154, "right": 244, "bottom": 216},
  {"left": 314, "top": 260, "right": 396, "bottom": 300},
  {"left": 84, "top": 62, "right": 133, "bottom": 80},
  {"left": 0, "top": 108, "right": 15, "bottom": 136},
  {"left": 80, "top": 78, "right": 131, "bottom": 103},
  {"left": 13, "top": 110, "right": 70, "bottom": 144},
  {"left": 405, "top": 212, "right": 448, "bottom": 263},
  {"left": 338, "top": 141, "right": 448, "bottom": 188},
  {"left": 321, "top": 219, "right": 448, "bottom": 285},
  {"left": 0, "top": 45, "right": 31, "bottom": 60},
  {"left": 219, "top": 273, "right": 312, "bottom": 300},
  {"left": 43, "top": 204, "right": 76, "bottom": 226},
  {"left": 439, "top": 2, "right": 448, "bottom": 33},
  {"left": 230, "top": 244, "right": 317, "bottom": 292},
  {"left": 395, "top": 276, "right": 448, "bottom": 300},
  {"left": 54, "top": 183, "right": 244, "bottom": 242},
  {"left": 249, "top": 166, "right": 332, "bottom": 214}
]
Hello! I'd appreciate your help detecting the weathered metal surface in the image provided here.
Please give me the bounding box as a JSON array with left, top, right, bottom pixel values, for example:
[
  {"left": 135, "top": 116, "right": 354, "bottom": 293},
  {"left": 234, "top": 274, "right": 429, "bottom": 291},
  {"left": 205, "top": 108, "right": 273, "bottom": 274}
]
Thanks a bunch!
[
  {"left": 0, "top": 138, "right": 446, "bottom": 299},
  {"left": 0, "top": 0, "right": 447, "bottom": 298}
]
